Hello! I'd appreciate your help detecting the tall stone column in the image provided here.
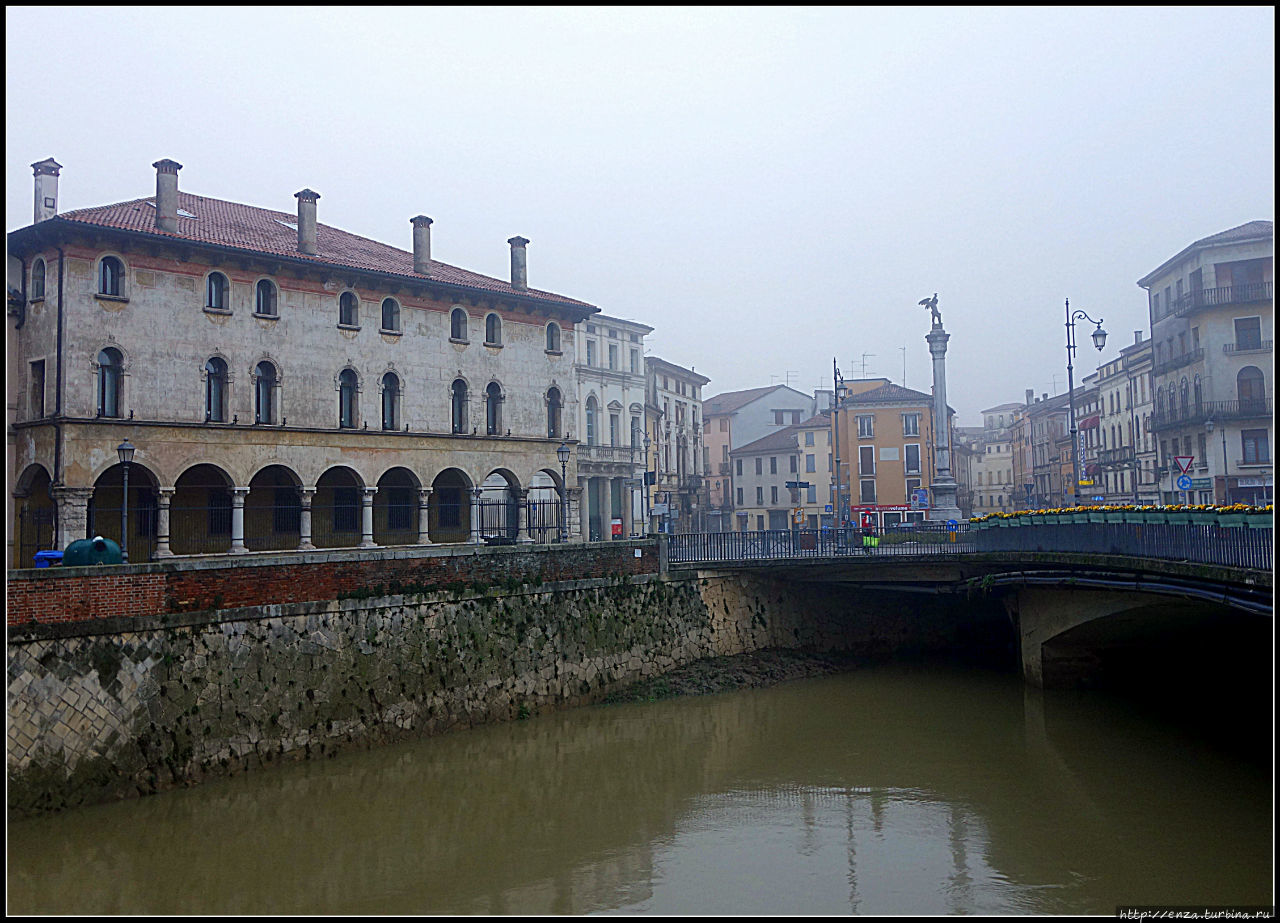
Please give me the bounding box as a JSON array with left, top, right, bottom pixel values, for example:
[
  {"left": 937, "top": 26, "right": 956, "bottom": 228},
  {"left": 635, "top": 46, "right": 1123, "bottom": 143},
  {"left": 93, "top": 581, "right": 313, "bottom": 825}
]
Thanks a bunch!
[
  {"left": 360, "top": 487, "right": 378, "bottom": 548},
  {"left": 470, "top": 488, "right": 485, "bottom": 544},
  {"left": 298, "top": 488, "right": 316, "bottom": 550},
  {"left": 417, "top": 488, "right": 433, "bottom": 545},
  {"left": 514, "top": 488, "right": 534, "bottom": 543},
  {"left": 52, "top": 486, "right": 94, "bottom": 550},
  {"left": 153, "top": 488, "right": 175, "bottom": 557},
  {"left": 577, "top": 477, "right": 591, "bottom": 542},
  {"left": 926, "top": 319, "right": 962, "bottom": 522},
  {"left": 621, "top": 478, "right": 634, "bottom": 537},
  {"left": 230, "top": 487, "right": 249, "bottom": 553},
  {"left": 567, "top": 486, "right": 584, "bottom": 542}
]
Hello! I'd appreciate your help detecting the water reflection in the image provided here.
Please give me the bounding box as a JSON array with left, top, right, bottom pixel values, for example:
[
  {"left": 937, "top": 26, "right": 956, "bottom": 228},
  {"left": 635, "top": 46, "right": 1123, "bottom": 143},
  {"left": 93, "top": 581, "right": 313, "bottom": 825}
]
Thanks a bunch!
[{"left": 8, "top": 662, "right": 1271, "bottom": 915}]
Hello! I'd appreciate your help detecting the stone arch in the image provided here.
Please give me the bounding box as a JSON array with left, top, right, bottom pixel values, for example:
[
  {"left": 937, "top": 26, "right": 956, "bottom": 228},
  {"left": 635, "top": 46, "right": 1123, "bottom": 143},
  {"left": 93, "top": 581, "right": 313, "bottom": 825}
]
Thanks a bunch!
[
  {"left": 477, "top": 468, "right": 522, "bottom": 542},
  {"left": 429, "top": 467, "right": 475, "bottom": 544},
  {"left": 314, "top": 466, "right": 366, "bottom": 548},
  {"left": 374, "top": 466, "right": 421, "bottom": 546},
  {"left": 89, "top": 460, "right": 161, "bottom": 562},
  {"left": 245, "top": 464, "right": 303, "bottom": 551},
  {"left": 528, "top": 466, "right": 567, "bottom": 543},
  {"left": 170, "top": 463, "right": 234, "bottom": 555},
  {"left": 13, "top": 463, "right": 55, "bottom": 568}
]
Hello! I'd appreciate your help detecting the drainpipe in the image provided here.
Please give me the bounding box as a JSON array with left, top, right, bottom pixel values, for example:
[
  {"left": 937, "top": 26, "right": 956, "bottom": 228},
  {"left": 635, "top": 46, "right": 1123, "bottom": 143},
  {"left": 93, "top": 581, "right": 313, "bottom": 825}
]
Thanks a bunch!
[{"left": 53, "top": 246, "right": 65, "bottom": 491}]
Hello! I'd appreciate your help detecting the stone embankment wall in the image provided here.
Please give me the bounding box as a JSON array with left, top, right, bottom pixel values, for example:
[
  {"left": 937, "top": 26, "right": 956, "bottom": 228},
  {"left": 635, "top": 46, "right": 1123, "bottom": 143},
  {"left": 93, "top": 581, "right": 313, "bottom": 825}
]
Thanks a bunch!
[{"left": 8, "top": 544, "right": 980, "bottom": 817}]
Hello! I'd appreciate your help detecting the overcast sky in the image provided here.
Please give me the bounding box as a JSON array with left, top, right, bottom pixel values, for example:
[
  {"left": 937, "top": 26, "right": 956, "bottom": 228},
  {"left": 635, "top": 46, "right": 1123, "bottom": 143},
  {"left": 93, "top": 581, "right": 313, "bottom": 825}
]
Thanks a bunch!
[{"left": 6, "top": 6, "right": 1274, "bottom": 423}]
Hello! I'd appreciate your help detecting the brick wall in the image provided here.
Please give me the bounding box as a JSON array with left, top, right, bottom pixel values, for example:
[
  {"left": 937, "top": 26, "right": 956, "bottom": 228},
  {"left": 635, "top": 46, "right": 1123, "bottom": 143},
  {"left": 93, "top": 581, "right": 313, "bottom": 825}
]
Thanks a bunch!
[{"left": 7, "top": 540, "right": 660, "bottom": 628}]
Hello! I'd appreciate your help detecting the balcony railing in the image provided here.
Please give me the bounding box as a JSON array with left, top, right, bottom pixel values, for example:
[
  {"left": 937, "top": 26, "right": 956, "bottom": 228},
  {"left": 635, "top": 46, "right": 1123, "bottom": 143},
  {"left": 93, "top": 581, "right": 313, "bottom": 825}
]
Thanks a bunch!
[
  {"left": 1151, "top": 348, "right": 1203, "bottom": 378},
  {"left": 1223, "top": 339, "right": 1272, "bottom": 355},
  {"left": 1150, "top": 399, "right": 1271, "bottom": 431},
  {"left": 1168, "top": 282, "right": 1272, "bottom": 318},
  {"left": 1098, "top": 446, "right": 1135, "bottom": 466},
  {"left": 577, "top": 444, "right": 640, "bottom": 464}
]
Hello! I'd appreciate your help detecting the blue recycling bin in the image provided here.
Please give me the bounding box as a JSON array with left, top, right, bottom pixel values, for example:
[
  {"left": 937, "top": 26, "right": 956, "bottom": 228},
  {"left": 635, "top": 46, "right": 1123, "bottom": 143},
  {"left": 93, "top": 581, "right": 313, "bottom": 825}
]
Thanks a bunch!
[{"left": 33, "top": 549, "right": 63, "bottom": 568}]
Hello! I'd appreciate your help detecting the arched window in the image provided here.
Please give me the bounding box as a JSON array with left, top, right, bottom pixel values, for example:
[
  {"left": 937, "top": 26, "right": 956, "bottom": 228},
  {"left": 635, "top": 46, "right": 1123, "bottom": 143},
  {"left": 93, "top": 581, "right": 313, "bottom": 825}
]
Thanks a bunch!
[
  {"left": 99, "top": 256, "right": 124, "bottom": 297},
  {"left": 546, "top": 322, "right": 561, "bottom": 352},
  {"left": 381, "top": 298, "right": 400, "bottom": 332},
  {"left": 205, "top": 357, "right": 228, "bottom": 422},
  {"left": 485, "top": 313, "right": 502, "bottom": 346},
  {"left": 339, "top": 292, "right": 359, "bottom": 327},
  {"left": 1237, "top": 366, "right": 1265, "bottom": 408},
  {"left": 451, "top": 379, "right": 468, "bottom": 434},
  {"left": 1155, "top": 386, "right": 1164, "bottom": 415},
  {"left": 485, "top": 382, "right": 502, "bottom": 435},
  {"left": 255, "top": 279, "right": 277, "bottom": 316},
  {"left": 255, "top": 361, "right": 278, "bottom": 424},
  {"left": 97, "top": 348, "right": 123, "bottom": 417},
  {"left": 586, "top": 396, "right": 598, "bottom": 446},
  {"left": 631, "top": 416, "right": 642, "bottom": 448},
  {"left": 547, "top": 387, "right": 562, "bottom": 439},
  {"left": 206, "top": 272, "right": 229, "bottom": 310},
  {"left": 381, "top": 372, "right": 399, "bottom": 431},
  {"left": 1178, "top": 378, "right": 1189, "bottom": 417},
  {"left": 31, "top": 258, "right": 45, "bottom": 300},
  {"left": 338, "top": 369, "right": 358, "bottom": 428},
  {"left": 1192, "top": 375, "right": 1203, "bottom": 414},
  {"left": 450, "top": 308, "right": 468, "bottom": 341}
]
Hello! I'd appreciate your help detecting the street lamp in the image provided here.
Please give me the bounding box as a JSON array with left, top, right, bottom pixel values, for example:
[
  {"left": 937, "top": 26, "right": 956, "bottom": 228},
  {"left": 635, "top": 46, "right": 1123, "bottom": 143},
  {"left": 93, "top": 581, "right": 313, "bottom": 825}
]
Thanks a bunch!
[
  {"left": 642, "top": 433, "right": 651, "bottom": 534},
  {"left": 1064, "top": 298, "right": 1107, "bottom": 507},
  {"left": 556, "top": 441, "right": 571, "bottom": 542},
  {"left": 1206, "top": 416, "right": 1228, "bottom": 504},
  {"left": 116, "top": 438, "right": 135, "bottom": 563},
  {"left": 832, "top": 360, "right": 847, "bottom": 529}
]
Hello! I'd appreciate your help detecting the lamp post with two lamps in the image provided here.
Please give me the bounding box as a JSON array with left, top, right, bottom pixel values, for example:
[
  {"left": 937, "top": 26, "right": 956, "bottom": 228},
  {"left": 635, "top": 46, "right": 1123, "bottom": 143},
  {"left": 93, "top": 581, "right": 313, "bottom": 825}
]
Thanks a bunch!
[
  {"left": 1064, "top": 299, "right": 1108, "bottom": 507},
  {"left": 117, "top": 438, "right": 136, "bottom": 563}
]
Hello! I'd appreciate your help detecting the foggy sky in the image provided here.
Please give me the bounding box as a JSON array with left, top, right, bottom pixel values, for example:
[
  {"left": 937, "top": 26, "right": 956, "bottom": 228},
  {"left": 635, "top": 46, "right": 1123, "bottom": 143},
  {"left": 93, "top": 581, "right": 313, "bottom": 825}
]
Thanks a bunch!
[{"left": 6, "top": 7, "right": 1274, "bottom": 423}]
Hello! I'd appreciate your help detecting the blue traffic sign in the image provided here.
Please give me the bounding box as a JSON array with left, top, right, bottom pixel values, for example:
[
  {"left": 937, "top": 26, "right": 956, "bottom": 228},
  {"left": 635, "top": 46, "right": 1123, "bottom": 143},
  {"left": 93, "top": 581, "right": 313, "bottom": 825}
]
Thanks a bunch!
[
  {"left": 1176, "top": 474, "right": 1193, "bottom": 490},
  {"left": 946, "top": 519, "right": 958, "bottom": 532}
]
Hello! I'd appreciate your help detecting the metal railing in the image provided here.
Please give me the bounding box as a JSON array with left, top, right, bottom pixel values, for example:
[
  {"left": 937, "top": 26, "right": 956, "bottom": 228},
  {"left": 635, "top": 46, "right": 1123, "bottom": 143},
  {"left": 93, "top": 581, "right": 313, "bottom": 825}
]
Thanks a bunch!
[
  {"left": 1223, "top": 339, "right": 1272, "bottom": 355},
  {"left": 1151, "top": 348, "right": 1204, "bottom": 377},
  {"left": 1150, "top": 398, "right": 1271, "bottom": 431},
  {"left": 1168, "top": 282, "right": 1272, "bottom": 318},
  {"left": 668, "top": 519, "right": 1272, "bottom": 571}
]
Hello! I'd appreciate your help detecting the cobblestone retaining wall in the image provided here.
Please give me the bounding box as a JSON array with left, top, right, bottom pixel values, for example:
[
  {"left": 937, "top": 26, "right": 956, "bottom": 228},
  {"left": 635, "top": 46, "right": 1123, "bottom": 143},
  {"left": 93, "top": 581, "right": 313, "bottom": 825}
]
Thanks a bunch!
[{"left": 8, "top": 567, "right": 977, "bottom": 817}]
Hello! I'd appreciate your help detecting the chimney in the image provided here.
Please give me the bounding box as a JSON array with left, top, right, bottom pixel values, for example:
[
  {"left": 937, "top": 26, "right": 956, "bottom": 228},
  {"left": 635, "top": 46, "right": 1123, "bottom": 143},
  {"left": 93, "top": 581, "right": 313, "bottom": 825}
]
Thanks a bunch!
[
  {"left": 1042, "top": 393, "right": 1048, "bottom": 401},
  {"left": 411, "top": 215, "right": 433, "bottom": 274},
  {"left": 507, "top": 236, "right": 529, "bottom": 290},
  {"left": 152, "top": 159, "right": 183, "bottom": 233},
  {"left": 1134, "top": 330, "right": 1143, "bottom": 345},
  {"left": 1025, "top": 388, "right": 1034, "bottom": 406},
  {"left": 32, "top": 158, "right": 62, "bottom": 223},
  {"left": 295, "top": 189, "right": 320, "bottom": 255}
]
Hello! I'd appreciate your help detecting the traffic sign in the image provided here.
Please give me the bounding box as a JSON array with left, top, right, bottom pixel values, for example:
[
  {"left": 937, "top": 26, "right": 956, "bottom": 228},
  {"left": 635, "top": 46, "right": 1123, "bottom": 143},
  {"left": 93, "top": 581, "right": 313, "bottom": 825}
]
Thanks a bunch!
[
  {"left": 946, "top": 519, "right": 958, "bottom": 532},
  {"left": 784, "top": 481, "right": 811, "bottom": 489},
  {"left": 1174, "top": 456, "right": 1194, "bottom": 474},
  {"left": 1176, "top": 474, "right": 1193, "bottom": 490}
]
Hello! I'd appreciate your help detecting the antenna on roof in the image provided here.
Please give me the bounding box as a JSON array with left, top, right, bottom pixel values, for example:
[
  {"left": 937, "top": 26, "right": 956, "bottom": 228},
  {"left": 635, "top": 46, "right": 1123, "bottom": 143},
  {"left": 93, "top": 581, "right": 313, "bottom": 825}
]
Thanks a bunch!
[{"left": 860, "top": 353, "right": 875, "bottom": 379}]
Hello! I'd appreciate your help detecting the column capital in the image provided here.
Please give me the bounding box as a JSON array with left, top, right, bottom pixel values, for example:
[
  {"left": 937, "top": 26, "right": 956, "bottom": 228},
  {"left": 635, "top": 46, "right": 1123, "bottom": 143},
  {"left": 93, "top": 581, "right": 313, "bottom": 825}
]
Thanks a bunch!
[{"left": 157, "top": 487, "right": 176, "bottom": 500}]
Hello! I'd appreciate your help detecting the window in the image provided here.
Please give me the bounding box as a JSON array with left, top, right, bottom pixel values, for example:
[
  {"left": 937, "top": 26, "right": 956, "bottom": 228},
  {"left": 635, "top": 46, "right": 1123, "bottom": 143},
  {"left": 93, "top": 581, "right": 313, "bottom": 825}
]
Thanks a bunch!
[
  {"left": 31, "top": 259, "right": 45, "bottom": 300},
  {"left": 755, "top": 457, "right": 763, "bottom": 475},
  {"left": 770, "top": 457, "right": 777, "bottom": 475},
  {"left": 630, "top": 349, "right": 640, "bottom": 374},
  {"left": 807, "top": 485, "right": 816, "bottom": 503},
  {"left": 1234, "top": 317, "right": 1263, "bottom": 350},
  {"left": 442, "top": 307, "right": 466, "bottom": 342},
  {"left": 486, "top": 382, "right": 502, "bottom": 435},
  {"left": 97, "top": 347, "right": 123, "bottom": 417},
  {"left": 546, "top": 387, "right": 562, "bottom": 438},
  {"left": 206, "top": 272, "right": 229, "bottom": 311},
  {"left": 585, "top": 396, "right": 599, "bottom": 445},
  {"left": 857, "top": 415, "right": 874, "bottom": 438},
  {"left": 756, "top": 486, "right": 764, "bottom": 505},
  {"left": 806, "top": 454, "right": 816, "bottom": 473},
  {"left": 804, "top": 431, "right": 815, "bottom": 447},
  {"left": 1241, "top": 429, "right": 1269, "bottom": 464},
  {"left": 29, "top": 359, "right": 45, "bottom": 418},
  {"left": 860, "top": 479, "right": 876, "bottom": 504},
  {"left": 632, "top": 417, "right": 642, "bottom": 448},
  {"left": 381, "top": 298, "right": 400, "bottom": 332},
  {"left": 735, "top": 458, "right": 742, "bottom": 476},
  {"left": 905, "top": 443, "right": 921, "bottom": 475},
  {"left": 339, "top": 292, "right": 359, "bottom": 327},
  {"left": 774, "top": 410, "right": 784, "bottom": 424},
  {"left": 254, "top": 361, "right": 277, "bottom": 424},
  {"left": 736, "top": 487, "right": 743, "bottom": 505},
  {"left": 546, "top": 323, "right": 561, "bottom": 352},
  {"left": 338, "top": 369, "right": 358, "bottom": 428},
  {"left": 485, "top": 313, "right": 502, "bottom": 346},
  {"left": 99, "top": 256, "right": 124, "bottom": 297},
  {"left": 205, "top": 357, "right": 228, "bottom": 422},
  {"left": 903, "top": 413, "right": 920, "bottom": 436},
  {"left": 451, "top": 379, "right": 468, "bottom": 434},
  {"left": 789, "top": 455, "right": 797, "bottom": 473},
  {"left": 382, "top": 373, "right": 399, "bottom": 431},
  {"left": 610, "top": 412, "right": 620, "bottom": 446},
  {"left": 608, "top": 344, "right": 618, "bottom": 370},
  {"left": 255, "top": 279, "right": 277, "bottom": 316},
  {"left": 1237, "top": 366, "right": 1265, "bottom": 408},
  {"left": 859, "top": 445, "right": 875, "bottom": 475},
  {"left": 770, "top": 486, "right": 778, "bottom": 504},
  {"left": 791, "top": 411, "right": 801, "bottom": 424}
]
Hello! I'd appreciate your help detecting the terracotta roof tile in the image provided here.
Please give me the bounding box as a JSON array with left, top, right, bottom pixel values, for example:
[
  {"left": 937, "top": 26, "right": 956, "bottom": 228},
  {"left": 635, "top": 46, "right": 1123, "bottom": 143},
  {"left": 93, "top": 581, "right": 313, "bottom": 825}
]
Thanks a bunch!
[{"left": 51, "top": 192, "right": 595, "bottom": 311}]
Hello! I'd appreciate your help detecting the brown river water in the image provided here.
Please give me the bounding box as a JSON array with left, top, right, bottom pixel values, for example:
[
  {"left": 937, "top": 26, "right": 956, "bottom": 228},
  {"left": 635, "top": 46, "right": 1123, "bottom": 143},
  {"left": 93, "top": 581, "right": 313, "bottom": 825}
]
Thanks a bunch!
[{"left": 7, "top": 660, "right": 1272, "bottom": 914}]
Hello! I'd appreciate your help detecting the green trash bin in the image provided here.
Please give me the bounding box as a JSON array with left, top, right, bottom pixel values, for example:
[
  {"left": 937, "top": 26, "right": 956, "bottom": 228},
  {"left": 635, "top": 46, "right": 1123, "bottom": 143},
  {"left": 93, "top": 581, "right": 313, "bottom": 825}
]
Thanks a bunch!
[{"left": 62, "top": 536, "right": 124, "bottom": 566}]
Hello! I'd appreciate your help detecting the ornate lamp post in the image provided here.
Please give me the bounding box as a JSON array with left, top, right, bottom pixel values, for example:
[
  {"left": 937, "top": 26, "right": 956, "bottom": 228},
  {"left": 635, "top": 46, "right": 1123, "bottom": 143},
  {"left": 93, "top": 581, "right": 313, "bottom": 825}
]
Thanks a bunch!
[
  {"left": 116, "top": 438, "right": 135, "bottom": 563},
  {"left": 919, "top": 294, "right": 962, "bottom": 521},
  {"left": 556, "top": 441, "right": 571, "bottom": 542},
  {"left": 642, "top": 433, "right": 651, "bottom": 534},
  {"left": 1064, "top": 298, "right": 1107, "bottom": 507},
  {"left": 832, "top": 360, "right": 848, "bottom": 529}
]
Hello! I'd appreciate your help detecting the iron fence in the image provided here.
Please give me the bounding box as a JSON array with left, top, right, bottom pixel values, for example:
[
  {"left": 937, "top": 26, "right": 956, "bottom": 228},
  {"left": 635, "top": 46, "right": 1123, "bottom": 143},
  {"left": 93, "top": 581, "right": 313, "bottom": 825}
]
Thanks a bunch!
[{"left": 668, "top": 520, "right": 1271, "bottom": 571}]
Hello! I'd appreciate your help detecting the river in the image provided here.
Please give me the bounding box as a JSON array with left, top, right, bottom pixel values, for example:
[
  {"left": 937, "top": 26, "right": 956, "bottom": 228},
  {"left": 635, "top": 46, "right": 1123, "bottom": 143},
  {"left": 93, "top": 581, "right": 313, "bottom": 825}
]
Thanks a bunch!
[{"left": 7, "top": 659, "right": 1272, "bottom": 914}]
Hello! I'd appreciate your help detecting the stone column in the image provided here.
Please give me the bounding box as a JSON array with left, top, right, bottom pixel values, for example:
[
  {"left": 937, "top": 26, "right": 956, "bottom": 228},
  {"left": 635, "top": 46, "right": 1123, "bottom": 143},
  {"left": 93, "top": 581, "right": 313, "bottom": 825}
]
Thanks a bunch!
[
  {"left": 417, "top": 488, "right": 433, "bottom": 545},
  {"left": 577, "top": 477, "right": 591, "bottom": 542},
  {"left": 621, "top": 478, "right": 634, "bottom": 537},
  {"left": 926, "top": 323, "right": 962, "bottom": 522},
  {"left": 230, "top": 487, "right": 249, "bottom": 553},
  {"left": 514, "top": 488, "right": 534, "bottom": 543},
  {"left": 567, "top": 486, "right": 584, "bottom": 542},
  {"left": 360, "top": 487, "right": 378, "bottom": 548},
  {"left": 297, "top": 488, "right": 316, "bottom": 550},
  {"left": 52, "top": 486, "right": 94, "bottom": 550},
  {"left": 470, "top": 488, "right": 485, "bottom": 544},
  {"left": 153, "top": 488, "right": 175, "bottom": 557}
]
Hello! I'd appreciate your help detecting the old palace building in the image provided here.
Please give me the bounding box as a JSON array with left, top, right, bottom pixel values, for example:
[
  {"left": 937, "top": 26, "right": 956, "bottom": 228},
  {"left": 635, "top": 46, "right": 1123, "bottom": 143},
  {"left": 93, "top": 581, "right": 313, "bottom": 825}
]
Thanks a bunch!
[{"left": 7, "top": 158, "right": 599, "bottom": 564}]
